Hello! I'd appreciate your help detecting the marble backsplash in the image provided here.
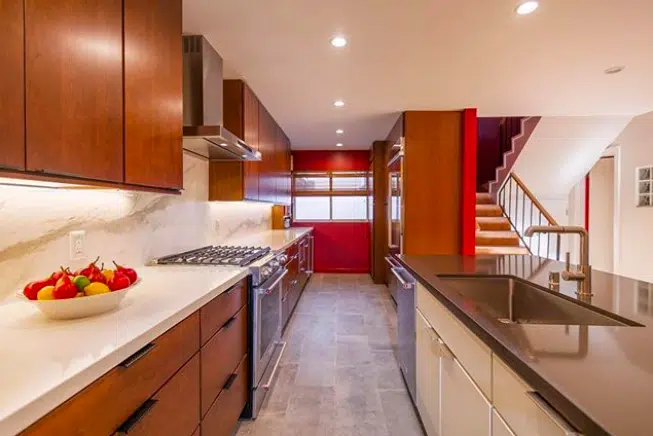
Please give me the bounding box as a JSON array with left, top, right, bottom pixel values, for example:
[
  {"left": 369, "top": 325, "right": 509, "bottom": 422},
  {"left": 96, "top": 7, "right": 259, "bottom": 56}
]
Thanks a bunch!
[{"left": 0, "top": 152, "right": 272, "bottom": 300}]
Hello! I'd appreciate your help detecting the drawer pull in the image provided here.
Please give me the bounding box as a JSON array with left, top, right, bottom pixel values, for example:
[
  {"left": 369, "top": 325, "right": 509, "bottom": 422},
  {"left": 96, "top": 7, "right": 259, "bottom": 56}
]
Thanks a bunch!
[
  {"left": 526, "top": 392, "right": 582, "bottom": 435},
  {"left": 223, "top": 373, "right": 238, "bottom": 390},
  {"left": 221, "top": 316, "right": 237, "bottom": 330},
  {"left": 116, "top": 399, "right": 157, "bottom": 434},
  {"left": 120, "top": 343, "right": 156, "bottom": 368},
  {"left": 436, "top": 337, "right": 455, "bottom": 360}
]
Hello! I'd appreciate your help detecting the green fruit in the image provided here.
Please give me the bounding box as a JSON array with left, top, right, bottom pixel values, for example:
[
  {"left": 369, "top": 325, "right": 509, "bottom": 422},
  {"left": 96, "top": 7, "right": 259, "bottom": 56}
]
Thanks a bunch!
[{"left": 73, "top": 275, "right": 91, "bottom": 292}]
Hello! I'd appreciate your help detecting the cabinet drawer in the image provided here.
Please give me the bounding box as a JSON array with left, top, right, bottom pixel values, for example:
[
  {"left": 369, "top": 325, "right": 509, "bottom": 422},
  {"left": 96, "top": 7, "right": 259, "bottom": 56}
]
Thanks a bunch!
[
  {"left": 493, "top": 356, "right": 577, "bottom": 436},
  {"left": 416, "top": 283, "right": 492, "bottom": 398},
  {"left": 492, "top": 409, "right": 517, "bottom": 436},
  {"left": 201, "top": 355, "right": 248, "bottom": 436},
  {"left": 23, "top": 313, "right": 200, "bottom": 435},
  {"left": 200, "top": 278, "right": 247, "bottom": 345},
  {"left": 200, "top": 305, "right": 248, "bottom": 416},
  {"left": 115, "top": 353, "right": 200, "bottom": 436}
]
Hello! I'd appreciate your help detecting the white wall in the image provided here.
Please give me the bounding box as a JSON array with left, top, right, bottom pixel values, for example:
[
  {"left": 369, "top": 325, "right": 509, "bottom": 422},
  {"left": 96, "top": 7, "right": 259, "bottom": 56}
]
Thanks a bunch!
[
  {"left": 512, "top": 115, "right": 632, "bottom": 224},
  {"left": 613, "top": 112, "right": 653, "bottom": 282},
  {"left": 589, "top": 157, "right": 615, "bottom": 272},
  {"left": 0, "top": 152, "right": 272, "bottom": 300}
]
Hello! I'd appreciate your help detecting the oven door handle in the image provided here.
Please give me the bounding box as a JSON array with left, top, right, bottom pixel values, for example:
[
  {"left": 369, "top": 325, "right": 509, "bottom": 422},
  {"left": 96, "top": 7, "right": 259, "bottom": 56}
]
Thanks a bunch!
[{"left": 257, "top": 269, "right": 288, "bottom": 295}]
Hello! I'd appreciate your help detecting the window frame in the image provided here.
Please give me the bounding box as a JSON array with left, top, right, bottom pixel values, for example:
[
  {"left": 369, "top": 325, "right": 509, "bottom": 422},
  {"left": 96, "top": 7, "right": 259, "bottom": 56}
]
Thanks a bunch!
[{"left": 292, "top": 171, "right": 372, "bottom": 222}]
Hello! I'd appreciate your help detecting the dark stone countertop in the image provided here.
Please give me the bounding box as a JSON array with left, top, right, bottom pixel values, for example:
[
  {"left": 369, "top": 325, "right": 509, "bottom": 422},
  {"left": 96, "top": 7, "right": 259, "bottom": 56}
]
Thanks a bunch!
[{"left": 397, "top": 254, "right": 653, "bottom": 436}]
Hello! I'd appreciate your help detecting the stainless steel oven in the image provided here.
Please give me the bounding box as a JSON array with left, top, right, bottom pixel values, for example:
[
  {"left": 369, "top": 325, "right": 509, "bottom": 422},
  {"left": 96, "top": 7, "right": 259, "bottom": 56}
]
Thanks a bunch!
[{"left": 251, "top": 255, "right": 288, "bottom": 418}]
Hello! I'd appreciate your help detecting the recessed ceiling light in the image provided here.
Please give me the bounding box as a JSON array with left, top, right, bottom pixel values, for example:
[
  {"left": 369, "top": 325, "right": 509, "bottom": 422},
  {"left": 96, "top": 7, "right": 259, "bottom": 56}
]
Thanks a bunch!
[
  {"left": 516, "top": 1, "right": 539, "bottom": 15},
  {"left": 336, "top": 143, "right": 343, "bottom": 147},
  {"left": 336, "top": 129, "right": 344, "bottom": 134},
  {"left": 333, "top": 100, "right": 345, "bottom": 107},
  {"left": 219, "top": 143, "right": 228, "bottom": 147},
  {"left": 330, "top": 36, "right": 347, "bottom": 48},
  {"left": 604, "top": 66, "right": 625, "bottom": 75}
]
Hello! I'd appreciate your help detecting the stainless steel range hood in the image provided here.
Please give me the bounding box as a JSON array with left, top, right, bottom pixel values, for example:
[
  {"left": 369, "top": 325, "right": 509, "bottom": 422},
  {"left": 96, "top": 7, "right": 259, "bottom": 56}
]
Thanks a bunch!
[{"left": 182, "top": 35, "right": 261, "bottom": 161}]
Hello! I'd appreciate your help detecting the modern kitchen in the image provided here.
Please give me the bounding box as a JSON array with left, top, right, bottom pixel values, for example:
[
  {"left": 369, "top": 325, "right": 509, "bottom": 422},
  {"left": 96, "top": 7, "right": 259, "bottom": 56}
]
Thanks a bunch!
[{"left": 2, "top": 1, "right": 653, "bottom": 436}]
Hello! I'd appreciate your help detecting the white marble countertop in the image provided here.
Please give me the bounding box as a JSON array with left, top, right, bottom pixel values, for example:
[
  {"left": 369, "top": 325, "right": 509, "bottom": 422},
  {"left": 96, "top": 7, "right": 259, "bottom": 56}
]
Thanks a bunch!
[
  {"left": 0, "top": 227, "right": 313, "bottom": 434},
  {"left": 0, "top": 266, "right": 248, "bottom": 435},
  {"left": 223, "top": 227, "right": 313, "bottom": 252}
]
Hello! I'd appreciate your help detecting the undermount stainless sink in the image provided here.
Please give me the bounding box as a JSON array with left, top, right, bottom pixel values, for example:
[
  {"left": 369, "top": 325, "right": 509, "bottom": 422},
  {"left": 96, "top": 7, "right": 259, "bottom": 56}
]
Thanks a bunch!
[{"left": 438, "top": 276, "right": 640, "bottom": 327}]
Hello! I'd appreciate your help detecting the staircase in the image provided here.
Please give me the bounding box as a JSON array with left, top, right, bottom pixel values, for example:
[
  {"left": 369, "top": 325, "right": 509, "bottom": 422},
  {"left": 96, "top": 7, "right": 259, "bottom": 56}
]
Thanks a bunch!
[{"left": 475, "top": 193, "right": 529, "bottom": 255}]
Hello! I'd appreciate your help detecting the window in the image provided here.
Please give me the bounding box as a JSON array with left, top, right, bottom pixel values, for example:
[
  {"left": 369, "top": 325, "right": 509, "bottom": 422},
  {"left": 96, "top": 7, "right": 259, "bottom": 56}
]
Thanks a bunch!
[
  {"left": 293, "top": 171, "right": 371, "bottom": 221},
  {"left": 637, "top": 166, "right": 653, "bottom": 207}
]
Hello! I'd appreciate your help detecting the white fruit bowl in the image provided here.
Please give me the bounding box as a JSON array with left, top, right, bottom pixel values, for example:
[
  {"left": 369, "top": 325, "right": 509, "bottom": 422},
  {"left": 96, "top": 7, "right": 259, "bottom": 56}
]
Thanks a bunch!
[{"left": 17, "top": 279, "right": 140, "bottom": 320}]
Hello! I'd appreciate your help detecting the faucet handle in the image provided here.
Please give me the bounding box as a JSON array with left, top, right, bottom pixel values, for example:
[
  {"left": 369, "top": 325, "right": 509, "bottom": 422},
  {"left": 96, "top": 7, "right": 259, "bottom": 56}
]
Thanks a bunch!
[{"left": 565, "top": 252, "right": 571, "bottom": 270}]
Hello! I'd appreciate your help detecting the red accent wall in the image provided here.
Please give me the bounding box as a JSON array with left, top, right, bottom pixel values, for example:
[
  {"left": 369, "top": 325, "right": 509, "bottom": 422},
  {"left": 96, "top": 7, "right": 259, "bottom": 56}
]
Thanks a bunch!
[
  {"left": 292, "top": 150, "right": 371, "bottom": 273},
  {"left": 477, "top": 118, "right": 502, "bottom": 191},
  {"left": 293, "top": 150, "right": 369, "bottom": 172},
  {"left": 462, "top": 109, "right": 478, "bottom": 256},
  {"left": 293, "top": 222, "right": 371, "bottom": 273}
]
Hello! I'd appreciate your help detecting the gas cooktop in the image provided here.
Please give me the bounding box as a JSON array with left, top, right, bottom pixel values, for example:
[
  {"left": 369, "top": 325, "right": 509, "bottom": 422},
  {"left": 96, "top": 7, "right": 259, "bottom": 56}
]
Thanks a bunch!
[{"left": 154, "top": 245, "right": 271, "bottom": 267}]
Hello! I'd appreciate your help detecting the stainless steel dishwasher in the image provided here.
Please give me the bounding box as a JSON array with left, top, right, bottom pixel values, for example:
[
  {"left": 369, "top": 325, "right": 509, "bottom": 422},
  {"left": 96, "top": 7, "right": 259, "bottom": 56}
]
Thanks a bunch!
[{"left": 389, "top": 259, "right": 417, "bottom": 402}]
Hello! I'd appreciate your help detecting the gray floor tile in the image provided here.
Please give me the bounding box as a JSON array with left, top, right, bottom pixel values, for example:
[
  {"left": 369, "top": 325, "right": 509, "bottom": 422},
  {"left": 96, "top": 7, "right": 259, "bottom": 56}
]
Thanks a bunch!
[{"left": 236, "top": 273, "right": 423, "bottom": 436}]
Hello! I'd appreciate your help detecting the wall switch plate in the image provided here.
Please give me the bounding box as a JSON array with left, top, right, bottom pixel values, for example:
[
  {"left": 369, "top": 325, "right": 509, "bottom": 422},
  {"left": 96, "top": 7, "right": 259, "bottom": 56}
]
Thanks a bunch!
[{"left": 69, "top": 231, "right": 86, "bottom": 261}]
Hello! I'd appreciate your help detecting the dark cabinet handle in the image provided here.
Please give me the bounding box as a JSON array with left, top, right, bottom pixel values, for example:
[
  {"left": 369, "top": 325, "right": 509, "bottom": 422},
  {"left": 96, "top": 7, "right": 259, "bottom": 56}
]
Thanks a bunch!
[
  {"left": 119, "top": 343, "right": 156, "bottom": 368},
  {"left": 223, "top": 373, "right": 237, "bottom": 390},
  {"left": 221, "top": 316, "right": 236, "bottom": 330},
  {"left": 116, "top": 399, "right": 157, "bottom": 434}
]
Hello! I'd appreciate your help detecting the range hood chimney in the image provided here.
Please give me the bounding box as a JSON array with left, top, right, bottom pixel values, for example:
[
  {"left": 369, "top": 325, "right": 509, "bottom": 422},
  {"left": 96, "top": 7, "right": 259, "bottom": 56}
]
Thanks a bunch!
[{"left": 182, "top": 35, "right": 261, "bottom": 161}]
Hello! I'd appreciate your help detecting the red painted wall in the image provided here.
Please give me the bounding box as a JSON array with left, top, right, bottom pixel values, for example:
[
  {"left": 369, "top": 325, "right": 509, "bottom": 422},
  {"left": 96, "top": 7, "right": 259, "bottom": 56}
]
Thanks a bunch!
[
  {"left": 293, "top": 222, "right": 371, "bottom": 273},
  {"left": 292, "top": 150, "right": 370, "bottom": 273},
  {"left": 293, "top": 150, "right": 369, "bottom": 172},
  {"left": 462, "top": 109, "right": 478, "bottom": 256}
]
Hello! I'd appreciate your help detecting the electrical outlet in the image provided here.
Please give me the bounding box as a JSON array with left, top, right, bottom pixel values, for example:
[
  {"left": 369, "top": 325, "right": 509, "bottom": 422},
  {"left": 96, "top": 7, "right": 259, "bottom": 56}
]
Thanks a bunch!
[{"left": 69, "top": 231, "right": 86, "bottom": 261}]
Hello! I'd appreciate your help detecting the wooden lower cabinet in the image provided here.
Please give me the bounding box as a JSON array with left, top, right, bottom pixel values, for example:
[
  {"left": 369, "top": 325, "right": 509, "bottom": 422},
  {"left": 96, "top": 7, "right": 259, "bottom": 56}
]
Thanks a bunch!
[
  {"left": 23, "top": 313, "right": 200, "bottom": 436},
  {"left": 23, "top": 282, "right": 251, "bottom": 436},
  {"left": 201, "top": 355, "right": 249, "bottom": 436},
  {"left": 117, "top": 353, "right": 200, "bottom": 436},
  {"left": 200, "top": 305, "right": 248, "bottom": 416}
]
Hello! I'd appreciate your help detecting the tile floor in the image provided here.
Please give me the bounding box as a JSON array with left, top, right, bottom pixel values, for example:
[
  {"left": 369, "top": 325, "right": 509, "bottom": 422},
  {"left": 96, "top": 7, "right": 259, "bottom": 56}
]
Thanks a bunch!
[{"left": 236, "top": 273, "right": 424, "bottom": 436}]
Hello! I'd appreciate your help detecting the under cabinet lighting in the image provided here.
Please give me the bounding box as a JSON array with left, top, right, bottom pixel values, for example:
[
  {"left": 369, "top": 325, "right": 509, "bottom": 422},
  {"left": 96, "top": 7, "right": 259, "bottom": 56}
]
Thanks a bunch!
[
  {"left": 334, "top": 100, "right": 345, "bottom": 107},
  {"left": 336, "top": 129, "right": 344, "bottom": 134},
  {"left": 336, "top": 143, "right": 343, "bottom": 147},
  {"left": 330, "top": 36, "right": 347, "bottom": 48}
]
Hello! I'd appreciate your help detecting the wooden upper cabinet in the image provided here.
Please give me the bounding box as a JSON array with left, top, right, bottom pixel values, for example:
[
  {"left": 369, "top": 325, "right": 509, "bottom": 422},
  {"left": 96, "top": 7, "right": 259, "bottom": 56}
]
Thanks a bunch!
[
  {"left": 124, "top": 0, "right": 183, "bottom": 189},
  {"left": 0, "top": 0, "right": 25, "bottom": 170},
  {"left": 25, "top": 0, "right": 124, "bottom": 182},
  {"left": 257, "top": 105, "right": 274, "bottom": 203},
  {"left": 242, "top": 83, "right": 260, "bottom": 201},
  {"left": 212, "top": 80, "right": 260, "bottom": 201}
]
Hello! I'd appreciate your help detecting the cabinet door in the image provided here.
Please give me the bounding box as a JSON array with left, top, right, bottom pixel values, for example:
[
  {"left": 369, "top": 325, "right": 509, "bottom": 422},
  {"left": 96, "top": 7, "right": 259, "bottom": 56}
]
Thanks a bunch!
[
  {"left": 416, "top": 309, "right": 440, "bottom": 436},
  {"left": 257, "top": 106, "right": 273, "bottom": 202},
  {"left": 124, "top": 0, "right": 183, "bottom": 189},
  {"left": 0, "top": 0, "right": 25, "bottom": 170},
  {"left": 243, "top": 84, "right": 259, "bottom": 200},
  {"left": 25, "top": 0, "right": 123, "bottom": 182},
  {"left": 492, "top": 409, "right": 516, "bottom": 436},
  {"left": 441, "top": 354, "right": 491, "bottom": 436}
]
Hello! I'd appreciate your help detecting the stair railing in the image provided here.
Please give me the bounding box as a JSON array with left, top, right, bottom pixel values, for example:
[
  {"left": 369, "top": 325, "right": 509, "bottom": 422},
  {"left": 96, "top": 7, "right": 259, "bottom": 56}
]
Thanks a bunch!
[{"left": 497, "top": 172, "right": 562, "bottom": 260}]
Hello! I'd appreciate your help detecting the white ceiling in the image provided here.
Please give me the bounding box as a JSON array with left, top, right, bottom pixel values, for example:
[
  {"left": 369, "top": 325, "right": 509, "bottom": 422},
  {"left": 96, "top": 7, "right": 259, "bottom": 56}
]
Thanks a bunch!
[{"left": 183, "top": 0, "right": 653, "bottom": 150}]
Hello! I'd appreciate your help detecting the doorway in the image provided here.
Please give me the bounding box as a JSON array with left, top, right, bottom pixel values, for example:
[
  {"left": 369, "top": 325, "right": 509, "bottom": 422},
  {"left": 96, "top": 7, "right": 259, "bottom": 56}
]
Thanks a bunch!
[{"left": 588, "top": 156, "right": 616, "bottom": 272}]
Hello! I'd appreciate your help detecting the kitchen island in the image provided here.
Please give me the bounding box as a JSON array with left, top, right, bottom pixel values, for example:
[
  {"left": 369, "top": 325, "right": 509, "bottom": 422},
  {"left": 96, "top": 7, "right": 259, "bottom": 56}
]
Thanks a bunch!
[{"left": 398, "top": 254, "right": 653, "bottom": 436}]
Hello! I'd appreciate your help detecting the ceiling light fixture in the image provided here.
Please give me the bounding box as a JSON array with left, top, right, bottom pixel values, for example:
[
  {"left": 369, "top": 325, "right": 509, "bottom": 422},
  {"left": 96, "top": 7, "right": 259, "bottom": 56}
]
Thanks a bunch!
[
  {"left": 336, "top": 143, "right": 343, "bottom": 147},
  {"left": 336, "top": 129, "right": 344, "bottom": 134},
  {"left": 604, "top": 66, "right": 625, "bottom": 75},
  {"left": 330, "top": 35, "right": 347, "bottom": 48},
  {"left": 333, "top": 100, "right": 345, "bottom": 107},
  {"left": 219, "top": 143, "right": 228, "bottom": 147},
  {"left": 516, "top": 1, "right": 539, "bottom": 15}
]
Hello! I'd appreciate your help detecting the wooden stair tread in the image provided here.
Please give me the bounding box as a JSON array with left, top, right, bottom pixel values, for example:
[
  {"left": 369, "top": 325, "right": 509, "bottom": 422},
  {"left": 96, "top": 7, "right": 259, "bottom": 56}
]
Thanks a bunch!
[
  {"left": 475, "top": 204, "right": 503, "bottom": 217},
  {"left": 475, "top": 230, "right": 519, "bottom": 238},
  {"left": 475, "top": 246, "right": 530, "bottom": 255},
  {"left": 476, "top": 217, "right": 511, "bottom": 231},
  {"left": 475, "top": 193, "right": 494, "bottom": 205}
]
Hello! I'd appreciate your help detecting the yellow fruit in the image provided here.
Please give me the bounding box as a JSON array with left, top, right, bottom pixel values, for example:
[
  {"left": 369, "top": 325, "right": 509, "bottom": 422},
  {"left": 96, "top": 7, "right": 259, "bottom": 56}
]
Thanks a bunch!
[
  {"left": 84, "top": 282, "right": 110, "bottom": 296},
  {"left": 37, "top": 286, "right": 55, "bottom": 300},
  {"left": 102, "top": 269, "right": 114, "bottom": 281}
]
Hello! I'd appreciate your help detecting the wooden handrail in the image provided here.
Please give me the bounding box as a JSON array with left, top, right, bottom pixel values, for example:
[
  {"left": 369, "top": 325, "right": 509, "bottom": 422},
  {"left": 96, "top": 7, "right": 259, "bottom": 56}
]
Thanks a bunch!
[{"left": 508, "top": 172, "right": 559, "bottom": 226}]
